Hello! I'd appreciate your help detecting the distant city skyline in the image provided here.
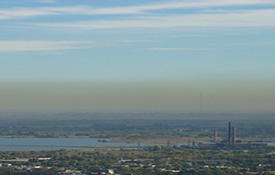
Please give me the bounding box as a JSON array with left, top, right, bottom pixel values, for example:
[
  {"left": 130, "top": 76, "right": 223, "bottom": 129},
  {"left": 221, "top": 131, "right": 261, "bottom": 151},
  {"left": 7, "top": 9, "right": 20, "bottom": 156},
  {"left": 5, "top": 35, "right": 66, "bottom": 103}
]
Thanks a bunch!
[{"left": 0, "top": 0, "right": 275, "bottom": 112}]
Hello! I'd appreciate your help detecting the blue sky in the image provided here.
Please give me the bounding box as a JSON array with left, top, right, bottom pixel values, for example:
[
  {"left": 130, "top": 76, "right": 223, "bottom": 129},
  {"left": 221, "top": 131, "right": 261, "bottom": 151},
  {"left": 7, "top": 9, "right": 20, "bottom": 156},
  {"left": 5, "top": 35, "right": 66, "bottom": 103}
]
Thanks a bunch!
[{"left": 0, "top": 0, "right": 275, "bottom": 112}]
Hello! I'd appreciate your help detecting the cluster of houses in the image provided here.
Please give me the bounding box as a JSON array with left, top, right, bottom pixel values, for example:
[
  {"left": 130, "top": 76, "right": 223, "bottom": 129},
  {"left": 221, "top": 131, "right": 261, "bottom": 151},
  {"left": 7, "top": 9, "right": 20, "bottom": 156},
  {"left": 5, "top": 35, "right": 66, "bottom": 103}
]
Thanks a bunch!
[{"left": 1, "top": 155, "right": 274, "bottom": 175}]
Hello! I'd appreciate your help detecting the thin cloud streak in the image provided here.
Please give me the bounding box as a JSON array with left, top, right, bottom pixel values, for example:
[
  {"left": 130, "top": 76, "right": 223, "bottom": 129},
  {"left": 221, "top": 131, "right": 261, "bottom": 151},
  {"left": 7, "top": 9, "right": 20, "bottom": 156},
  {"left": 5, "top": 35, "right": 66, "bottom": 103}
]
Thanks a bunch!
[
  {"left": 0, "top": 9, "right": 57, "bottom": 20},
  {"left": 27, "top": 0, "right": 56, "bottom": 3},
  {"left": 33, "top": 9, "right": 275, "bottom": 30},
  {"left": 0, "top": 41, "right": 93, "bottom": 52},
  {"left": 121, "top": 40, "right": 160, "bottom": 43},
  {"left": 0, "top": 0, "right": 274, "bottom": 20},
  {"left": 149, "top": 48, "right": 213, "bottom": 51}
]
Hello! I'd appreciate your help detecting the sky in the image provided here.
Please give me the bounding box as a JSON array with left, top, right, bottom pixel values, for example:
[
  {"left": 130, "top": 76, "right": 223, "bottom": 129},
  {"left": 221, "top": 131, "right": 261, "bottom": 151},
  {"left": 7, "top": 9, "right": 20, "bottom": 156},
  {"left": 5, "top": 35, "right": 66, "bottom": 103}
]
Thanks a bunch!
[{"left": 0, "top": 0, "right": 275, "bottom": 113}]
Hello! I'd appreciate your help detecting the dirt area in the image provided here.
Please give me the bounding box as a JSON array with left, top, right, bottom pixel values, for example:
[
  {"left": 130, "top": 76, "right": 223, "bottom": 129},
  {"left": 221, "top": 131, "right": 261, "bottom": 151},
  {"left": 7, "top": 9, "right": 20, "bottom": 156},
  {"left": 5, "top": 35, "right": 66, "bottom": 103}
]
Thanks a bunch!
[
  {"left": 111, "top": 135, "right": 213, "bottom": 144},
  {"left": 242, "top": 137, "right": 275, "bottom": 142}
]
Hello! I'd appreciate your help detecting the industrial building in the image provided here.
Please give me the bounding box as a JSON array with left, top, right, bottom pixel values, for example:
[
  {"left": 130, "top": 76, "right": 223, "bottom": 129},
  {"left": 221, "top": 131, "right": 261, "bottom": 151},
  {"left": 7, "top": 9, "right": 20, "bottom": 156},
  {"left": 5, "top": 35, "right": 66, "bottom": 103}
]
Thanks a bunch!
[{"left": 198, "top": 122, "right": 268, "bottom": 150}]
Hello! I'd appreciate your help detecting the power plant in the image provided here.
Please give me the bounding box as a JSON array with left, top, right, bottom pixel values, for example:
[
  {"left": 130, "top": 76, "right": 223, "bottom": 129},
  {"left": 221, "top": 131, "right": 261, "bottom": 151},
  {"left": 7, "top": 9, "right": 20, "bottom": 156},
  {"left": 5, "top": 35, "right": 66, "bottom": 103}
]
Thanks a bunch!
[
  {"left": 198, "top": 122, "right": 268, "bottom": 149},
  {"left": 211, "top": 122, "right": 237, "bottom": 145},
  {"left": 227, "top": 122, "right": 236, "bottom": 145}
]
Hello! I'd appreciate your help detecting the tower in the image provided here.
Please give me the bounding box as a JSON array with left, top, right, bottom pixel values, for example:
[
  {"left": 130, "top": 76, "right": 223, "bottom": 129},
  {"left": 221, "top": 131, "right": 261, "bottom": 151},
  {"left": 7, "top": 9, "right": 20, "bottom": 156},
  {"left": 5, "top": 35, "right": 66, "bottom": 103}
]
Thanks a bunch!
[
  {"left": 232, "top": 127, "right": 236, "bottom": 144},
  {"left": 228, "top": 122, "right": 231, "bottom": 145},
  {"left": 214, "top": 130, "right": 217, "bottom": 143}
]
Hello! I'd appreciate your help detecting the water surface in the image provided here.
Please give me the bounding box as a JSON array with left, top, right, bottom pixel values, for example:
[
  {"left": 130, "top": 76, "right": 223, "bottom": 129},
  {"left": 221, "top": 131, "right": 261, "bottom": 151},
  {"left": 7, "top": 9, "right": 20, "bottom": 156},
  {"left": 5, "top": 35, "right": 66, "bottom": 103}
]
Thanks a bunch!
[{"left": 0, "top": 138, "right": 158, "bottom": 151}]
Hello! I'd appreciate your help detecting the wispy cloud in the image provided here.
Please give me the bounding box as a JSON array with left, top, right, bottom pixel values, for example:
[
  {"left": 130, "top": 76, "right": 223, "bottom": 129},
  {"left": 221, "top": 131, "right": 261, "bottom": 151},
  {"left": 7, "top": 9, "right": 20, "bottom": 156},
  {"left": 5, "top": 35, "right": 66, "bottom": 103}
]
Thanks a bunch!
[
  {"left": 230, "top": 41, "right": 275, "bottom": 47},
  {"left": 149, "top": 48, "right": 213, "bottom": 51},
  {"left": 121, "top": 40, "right": 159, "bottom": 43},
  {"left": 32, "top": 9, "right": 275, "bottom": 30},
  {"left": 29, "top": 0, "right": 56, "bottom": 3},
  {"left": 0, "top": 8, "right": 57, "bottom": 20},
  {"left": 0, "top": 0, "right": 274, "bottom": 20},
  {"left": 0, "top": 41, "right": 92, "bottom": 52}
]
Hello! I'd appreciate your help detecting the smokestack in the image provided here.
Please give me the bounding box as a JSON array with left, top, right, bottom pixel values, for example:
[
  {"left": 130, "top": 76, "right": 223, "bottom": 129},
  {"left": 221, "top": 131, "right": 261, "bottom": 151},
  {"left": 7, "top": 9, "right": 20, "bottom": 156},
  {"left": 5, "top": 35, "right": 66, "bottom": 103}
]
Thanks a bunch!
[
  {"left": 228, "top": 122, "right": 231, "bottom": 145},
  {"left": 232, "top": 127, "right": 236, "bottom": 144},
  {"left": 214, "top": 130, "right": 217, "bottom": 143}
]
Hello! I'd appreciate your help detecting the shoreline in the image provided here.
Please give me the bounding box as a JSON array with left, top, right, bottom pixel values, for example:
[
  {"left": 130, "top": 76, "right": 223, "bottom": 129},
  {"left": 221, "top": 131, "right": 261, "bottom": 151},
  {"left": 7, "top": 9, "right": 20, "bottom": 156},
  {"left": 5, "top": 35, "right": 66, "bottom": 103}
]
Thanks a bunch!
[{"left": 0, "top": 136, "right": 274, "bottom": 144}]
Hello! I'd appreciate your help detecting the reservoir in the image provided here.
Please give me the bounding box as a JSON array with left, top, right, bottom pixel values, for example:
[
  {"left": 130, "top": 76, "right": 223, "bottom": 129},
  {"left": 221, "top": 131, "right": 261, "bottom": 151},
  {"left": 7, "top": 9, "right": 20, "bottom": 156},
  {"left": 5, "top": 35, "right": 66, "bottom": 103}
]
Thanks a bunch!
[
  {"left": 0, "top": 138, "right": 160, "bottom": 151},
  {"left": 0, "top": 138, "right": 273, "bottom": 151}
]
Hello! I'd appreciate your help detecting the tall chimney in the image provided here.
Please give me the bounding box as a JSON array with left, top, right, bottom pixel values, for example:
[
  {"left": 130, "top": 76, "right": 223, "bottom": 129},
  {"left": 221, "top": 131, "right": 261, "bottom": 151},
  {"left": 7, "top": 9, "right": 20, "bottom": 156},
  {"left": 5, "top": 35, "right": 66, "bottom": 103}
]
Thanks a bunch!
[
  {"left": 228, "top": 122, "right": 231, "bottom": 145},
  {"left": 232, "top": 127, "right": 236, "bottom": 144},
  {"left": 214, "top": 130, "right": 217, "bottom": 143}
]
